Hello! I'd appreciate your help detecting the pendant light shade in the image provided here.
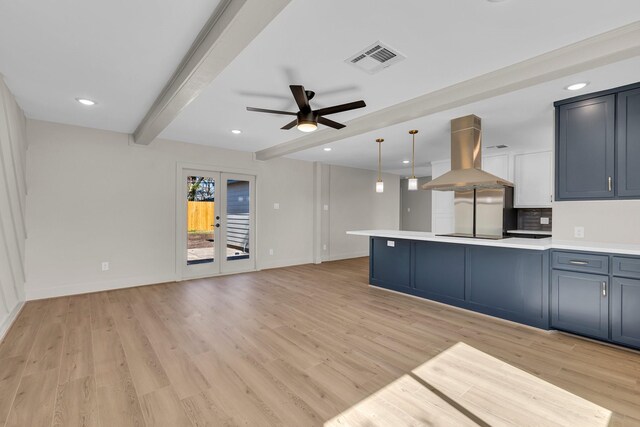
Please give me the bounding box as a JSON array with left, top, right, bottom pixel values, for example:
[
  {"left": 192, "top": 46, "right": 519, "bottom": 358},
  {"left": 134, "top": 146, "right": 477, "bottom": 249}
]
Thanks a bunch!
[
  {"left": 376, "top": 138, "right": 384, "bottom": 193},
  {"left": 408, "top": 129, "right": 418, "bottom": 191}
]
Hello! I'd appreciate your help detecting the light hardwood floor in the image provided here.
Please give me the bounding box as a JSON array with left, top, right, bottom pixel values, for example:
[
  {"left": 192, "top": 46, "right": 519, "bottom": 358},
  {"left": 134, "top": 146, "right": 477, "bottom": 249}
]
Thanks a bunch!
[{"left": 0, "top": 257, "right": 639, "bottom": 426}]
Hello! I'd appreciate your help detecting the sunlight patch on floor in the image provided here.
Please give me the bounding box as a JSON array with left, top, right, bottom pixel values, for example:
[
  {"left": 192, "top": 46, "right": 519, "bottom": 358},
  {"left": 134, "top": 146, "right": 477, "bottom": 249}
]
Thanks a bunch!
[{"left": 325, "top": 342, "right": 612, "bottom": 427}]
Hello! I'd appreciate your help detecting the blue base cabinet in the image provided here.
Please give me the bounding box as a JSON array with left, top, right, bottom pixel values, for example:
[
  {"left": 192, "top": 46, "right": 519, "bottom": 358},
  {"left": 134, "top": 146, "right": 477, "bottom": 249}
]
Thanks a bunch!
[
  {"left": 467, "top": 246, "right": 549, "bottom": 328},
  {"left": 550, "top": 270, "right": 609, "bottom": 340},
  {"left": 550, "top": 251, "right": 640, "bottom": 351},
  {"left": 611, "top": 277, "right": 640, "bottom": 348},
  {"left": 370, "top": 237, "right": 411, "bottom": 290},
  {"left": 369, "top": 237, "right": 550, "bottom": 329},
  {"left": 413, "top": 241, "right": 465, "bottom": 304}
]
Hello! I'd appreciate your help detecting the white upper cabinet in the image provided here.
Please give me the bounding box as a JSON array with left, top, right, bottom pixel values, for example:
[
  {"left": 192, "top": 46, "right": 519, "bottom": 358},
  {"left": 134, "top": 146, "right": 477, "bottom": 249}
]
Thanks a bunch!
[
  {"left": 482, "top": 154, "right": 511, "bottom": 181},
  {"left": 514, "top": 151, "right": 553, "bottom": 208}
]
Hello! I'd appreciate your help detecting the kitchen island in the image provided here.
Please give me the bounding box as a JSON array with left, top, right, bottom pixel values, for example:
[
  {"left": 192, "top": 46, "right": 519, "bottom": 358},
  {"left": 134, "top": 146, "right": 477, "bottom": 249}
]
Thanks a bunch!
[{"left": 348, "top": 230, "right": 552, "bottom": 329}]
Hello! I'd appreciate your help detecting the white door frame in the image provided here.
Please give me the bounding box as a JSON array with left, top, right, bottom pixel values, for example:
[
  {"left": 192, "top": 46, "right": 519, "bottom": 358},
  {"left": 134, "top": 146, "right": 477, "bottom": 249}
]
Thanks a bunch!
[{"left": 176, "top": 163, "right": 257, "bottom": 280}]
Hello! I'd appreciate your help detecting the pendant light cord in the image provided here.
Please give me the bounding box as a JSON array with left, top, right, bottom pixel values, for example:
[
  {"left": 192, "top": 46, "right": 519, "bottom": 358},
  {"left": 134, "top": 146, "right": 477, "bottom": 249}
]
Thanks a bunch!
[
  {"left": 409, "top": 130, "right": 418, "bottom": 179},
  {"left": 378, "top": 141, "right": 382, "bottom": 181}
]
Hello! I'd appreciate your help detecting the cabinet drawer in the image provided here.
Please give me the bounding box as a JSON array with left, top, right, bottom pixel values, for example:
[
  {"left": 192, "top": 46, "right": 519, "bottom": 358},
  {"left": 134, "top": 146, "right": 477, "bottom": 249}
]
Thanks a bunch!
[
  {"left": 613, "top": 256, "right": 640, "bottom": 279},
  {"left": 552, "top": 251, "right": 609, "bottom": 274}
]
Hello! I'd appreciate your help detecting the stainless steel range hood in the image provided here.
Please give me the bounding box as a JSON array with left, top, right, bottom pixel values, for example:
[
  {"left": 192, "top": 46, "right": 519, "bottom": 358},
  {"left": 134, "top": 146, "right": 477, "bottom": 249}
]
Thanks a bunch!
[{"left": 422, "top": 115, "right": 513, "bottom": 191}]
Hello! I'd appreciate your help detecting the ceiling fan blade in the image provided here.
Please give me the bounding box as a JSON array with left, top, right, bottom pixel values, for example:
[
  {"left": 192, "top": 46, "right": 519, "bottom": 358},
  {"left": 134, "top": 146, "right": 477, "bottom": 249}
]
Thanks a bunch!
[
  {"left": 281, "top": 119, "right": 298, "bottom": 130},
  {"left": 290, "top": 85, "right": 310, "bottom": 111},
  {"left": 318, "top": 116, "right": 345, "bottom": 130},
  {"left": 246, "top": 107, "right": 297, "bottom": 115},
  {"left": 314, "top": 100, "right": 366, "bottom": 116}
]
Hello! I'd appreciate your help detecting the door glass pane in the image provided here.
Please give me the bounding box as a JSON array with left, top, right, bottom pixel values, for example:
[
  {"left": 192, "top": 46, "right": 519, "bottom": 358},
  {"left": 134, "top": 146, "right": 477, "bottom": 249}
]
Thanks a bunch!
[
  {"left": 186, "top": 176, "right": 216, "bottom": 265},
  {"left": 226, "top": 179, "right": 250, "bottom": 261}
]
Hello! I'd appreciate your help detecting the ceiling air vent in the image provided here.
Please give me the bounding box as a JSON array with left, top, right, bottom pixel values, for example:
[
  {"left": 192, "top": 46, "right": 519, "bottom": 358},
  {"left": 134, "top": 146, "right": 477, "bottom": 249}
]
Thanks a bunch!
[{"left": 345, "top": 41, "right": 406, "bottom": 74}]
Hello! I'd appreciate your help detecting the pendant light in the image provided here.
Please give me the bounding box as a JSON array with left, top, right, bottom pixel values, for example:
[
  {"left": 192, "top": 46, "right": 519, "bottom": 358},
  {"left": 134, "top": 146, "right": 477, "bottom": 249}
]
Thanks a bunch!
[
  {"left": 408, "top": 130, "right": 418, "bottom": 191},
  {"left": 376, "top": 138, "right": 384, "bottom": 193}
]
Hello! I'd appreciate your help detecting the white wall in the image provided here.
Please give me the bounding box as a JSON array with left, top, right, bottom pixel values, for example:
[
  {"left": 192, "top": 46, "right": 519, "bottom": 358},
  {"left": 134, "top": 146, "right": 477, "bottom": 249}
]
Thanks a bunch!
[
  {"left": 25, "top": 120, "right": 316, "bottom": 299},
  {"left": 0, "top": 78, "right": 27, "bottom": 339},
  {"left": 552, "top": 200, "right": 640, "bottom": 244},
  {"left": 25, "top": 120, "right": 401, "bottom": 300},
  {"left": 328, "top": 165, "right": 400, "bottom": 260},
  {"left": 401, "top": 176, "right": 432, "bottom": 232}
]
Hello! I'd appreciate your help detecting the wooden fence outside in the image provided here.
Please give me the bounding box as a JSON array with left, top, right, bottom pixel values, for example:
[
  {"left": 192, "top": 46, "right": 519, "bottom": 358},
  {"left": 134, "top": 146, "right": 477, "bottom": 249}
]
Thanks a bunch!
[{"left": 187, "top": 201, "right": 215, "bottom": 232}]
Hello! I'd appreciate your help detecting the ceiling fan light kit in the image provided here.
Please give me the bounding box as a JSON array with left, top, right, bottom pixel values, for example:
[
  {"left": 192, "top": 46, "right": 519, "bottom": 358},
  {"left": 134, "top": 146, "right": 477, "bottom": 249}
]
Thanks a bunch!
[
  {"left": 408, "top": 129, "right": 419, "bottom": 191},
  {"left": 247, "top": 85, "right": 366, "bottom": 132},
  {"left": 376, "top": 138, "right": 384, "bottom": 193}
]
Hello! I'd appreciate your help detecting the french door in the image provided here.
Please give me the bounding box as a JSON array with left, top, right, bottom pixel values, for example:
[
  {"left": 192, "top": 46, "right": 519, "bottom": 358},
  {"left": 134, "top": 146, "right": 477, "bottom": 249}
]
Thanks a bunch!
[{"left": 180, "top": 169, "right": 255, "bottom": 279}]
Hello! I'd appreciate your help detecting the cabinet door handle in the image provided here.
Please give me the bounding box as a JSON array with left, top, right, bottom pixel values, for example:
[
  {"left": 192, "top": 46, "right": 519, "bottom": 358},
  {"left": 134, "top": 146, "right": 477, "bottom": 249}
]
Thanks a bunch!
[
  {"left": 569, "top": 260, "right": 589, "bottom": 265},
  {"left": 602, "top": 282, "right": 607, "bottom": 297},
  {"left": 608, "top": 176, "right": 612, "bottom": 192}
]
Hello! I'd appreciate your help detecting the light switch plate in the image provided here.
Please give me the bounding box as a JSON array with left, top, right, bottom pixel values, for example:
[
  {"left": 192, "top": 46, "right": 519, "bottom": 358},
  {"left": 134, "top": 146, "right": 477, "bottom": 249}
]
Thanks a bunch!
[
  {"left": 323, "top": 204, "right": 329, "bottom": 211},
  {"left": 574, "top": 226, "right": 585, "bottom": 238},
  {"left": 273, "top": 203, "right": 279, "bottom": 210},
  {"left": 387, "top": 240, "right": 395, "bottom": 247}
]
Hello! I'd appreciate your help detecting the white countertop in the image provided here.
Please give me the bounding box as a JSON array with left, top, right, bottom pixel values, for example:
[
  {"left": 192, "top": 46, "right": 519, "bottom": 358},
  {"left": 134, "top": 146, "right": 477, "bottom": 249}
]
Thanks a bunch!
[
  {"left": 347, "top": 230, "right": 640, "bottom": 255},
  {"left": 346, "top": 230, "right": 552, "bottom": 250},
  {"left": 552, "top": 240, "right": 640, "bottom": 256}
]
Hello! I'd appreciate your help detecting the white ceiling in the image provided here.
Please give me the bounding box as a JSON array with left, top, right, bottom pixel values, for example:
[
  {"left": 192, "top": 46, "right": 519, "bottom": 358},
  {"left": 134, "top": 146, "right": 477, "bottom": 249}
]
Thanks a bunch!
[
  {"left": 160, "top": 0, "right": 640, "bottom": 157},
  {"left": 288, "top": 56, "right": 640, "bottom": 178},
  {"left": 1, "top": 0, "right": 640, "bottom": 176},
  {"left": 0, "top": 0, "right": 222, "bottom": 132}
]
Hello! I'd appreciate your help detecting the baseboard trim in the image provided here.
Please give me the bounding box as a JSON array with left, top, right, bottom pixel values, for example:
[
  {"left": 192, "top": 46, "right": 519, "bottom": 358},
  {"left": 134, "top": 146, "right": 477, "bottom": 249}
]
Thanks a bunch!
[
  {"left": 25, "top": 257, "right": 318, "bottom": 300},
  {"left": 257, "top": 257, "right": 314, "bottom": 270},
  {"left": 329, "top": 251, "right": 369, "bottom": 261},
  {"left": 25, "top": 274, "right": 175, "bottom": 300},
  {"left": 0, "top": 301, "right": 25, "bottom": 342}
]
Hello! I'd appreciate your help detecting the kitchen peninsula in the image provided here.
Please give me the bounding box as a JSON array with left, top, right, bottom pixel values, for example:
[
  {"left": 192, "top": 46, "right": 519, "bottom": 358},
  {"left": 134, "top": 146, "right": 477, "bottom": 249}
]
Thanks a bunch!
[
  {"left": 348, "top": 229, "right": 640, "bottom": 351},
  {"left": 348, "top": 230, "right": 552, "bottom": 329}
]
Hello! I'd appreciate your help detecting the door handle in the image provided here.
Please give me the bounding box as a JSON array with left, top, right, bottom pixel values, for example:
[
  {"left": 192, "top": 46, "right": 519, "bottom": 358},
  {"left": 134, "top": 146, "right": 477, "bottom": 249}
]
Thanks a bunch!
[
  {"left": 602, "top": 282, "right": 607, "bottom": 297},
  {"left": 608, "top": 176, "right": 612, "bottom": 192}
]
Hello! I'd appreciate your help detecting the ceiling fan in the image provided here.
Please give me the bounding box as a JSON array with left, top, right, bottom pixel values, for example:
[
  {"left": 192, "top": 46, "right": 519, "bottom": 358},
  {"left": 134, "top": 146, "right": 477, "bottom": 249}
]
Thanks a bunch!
[{"left": 246, "top": 85, "right": 366, "bottom": 132}]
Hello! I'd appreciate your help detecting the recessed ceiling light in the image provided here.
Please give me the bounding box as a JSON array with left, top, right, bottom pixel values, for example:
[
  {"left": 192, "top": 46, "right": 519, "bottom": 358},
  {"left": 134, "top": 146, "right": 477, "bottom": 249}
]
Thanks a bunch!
[
  {"left": 323, "top": 147, "right": 332, "bottom": 152},
  {"left": 565, "top": 82, "right": 589, "bottom": 91},
  {"left": 231, "top": 129, "right": 242, "bottom": 134},
  {"left": 76, "top": 98, "right": 96, "bottom": 106},
  {"left": 402, "top": 160, "right": 410, "bottom": 164}
]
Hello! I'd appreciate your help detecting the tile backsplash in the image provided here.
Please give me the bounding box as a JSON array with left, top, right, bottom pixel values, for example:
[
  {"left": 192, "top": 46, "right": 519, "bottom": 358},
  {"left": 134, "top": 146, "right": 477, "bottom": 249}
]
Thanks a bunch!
[{"left": 517, "top": 208, "right": 552, "bottom": 232}]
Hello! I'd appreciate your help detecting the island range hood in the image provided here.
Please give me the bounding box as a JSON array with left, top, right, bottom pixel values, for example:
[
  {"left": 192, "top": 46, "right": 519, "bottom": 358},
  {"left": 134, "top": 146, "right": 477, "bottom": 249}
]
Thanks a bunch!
[
  {"left": 422, "top": 115, "right": 513, "bottom": 191},
  {"left": 423, "top": 115, "right": 516, "bottom": 239}
]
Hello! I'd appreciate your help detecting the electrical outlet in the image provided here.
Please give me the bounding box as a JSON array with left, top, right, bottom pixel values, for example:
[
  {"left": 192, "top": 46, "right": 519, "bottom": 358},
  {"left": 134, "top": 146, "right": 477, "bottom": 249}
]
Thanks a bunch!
[
  {"left": 101, "top": 262, "right": 109, "bottom": 271},
  {"left": 323, "top": 244, "right": 327, "bottom": 251},
  {"left": 540, "top": 217, "right": 549, "bottom": 225},
  {"left": 269, "top": 248, "right": 274, "bottom": 255},
  {"left": 273, "top": 203, "right": 279, "bottom": 210},
  {"left": 574, "top": 226, "right": 585, "bottom": 238}
]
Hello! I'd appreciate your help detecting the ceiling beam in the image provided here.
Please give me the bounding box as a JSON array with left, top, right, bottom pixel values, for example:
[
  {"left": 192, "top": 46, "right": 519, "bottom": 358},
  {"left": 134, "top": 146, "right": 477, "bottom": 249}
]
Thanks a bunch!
[
  {"left": 255, "top": 21, "right": 640, "bottom": 161},
  {"left": 133, "top": 0, "right": 291, "bottom": 145}
]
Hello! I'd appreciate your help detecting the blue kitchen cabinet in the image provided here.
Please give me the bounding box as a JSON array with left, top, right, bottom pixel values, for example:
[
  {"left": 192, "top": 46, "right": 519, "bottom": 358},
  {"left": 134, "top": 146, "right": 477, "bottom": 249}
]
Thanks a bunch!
[
  {"left": 611, "top": 256, "right": 640, "bottom": 348},
  {"left": 611, "top": 277, "right": 640, "bottom": 348},
  {"left": 466, "top": 246, "right": 549, "bottom": 328},
  {"left": 370, "top": 237, "right": 411, "bottom": 290},
  {"left": 413, "top": 241, "right": 465, "bottom": 304},
  {"left": 617, "top": 88, "right": 640, "bottom": 198},
  {"left": 368, "top": 237, "right": 550, "bottom": 329},
  {"left": 551, "top": 270, "right": 609, "bottom": 340},
  {"left": 556, "top": 94, "right": 615, "bottom": 200}
]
